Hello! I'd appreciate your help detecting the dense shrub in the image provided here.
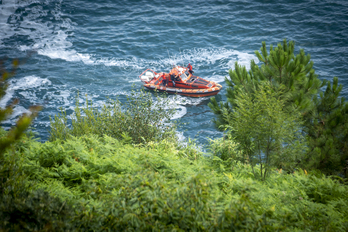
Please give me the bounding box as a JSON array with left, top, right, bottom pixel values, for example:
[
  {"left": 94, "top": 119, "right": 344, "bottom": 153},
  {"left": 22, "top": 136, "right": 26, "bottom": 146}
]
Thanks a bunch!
[
  {"left": 0, "top": 133, "right": 347, "bottom": 231},
  {"left": 49, "top": 89, "right": 177, "bottom": 144},
  {"left": 0, "top": 189, "right": 74, "bottom": 231}
]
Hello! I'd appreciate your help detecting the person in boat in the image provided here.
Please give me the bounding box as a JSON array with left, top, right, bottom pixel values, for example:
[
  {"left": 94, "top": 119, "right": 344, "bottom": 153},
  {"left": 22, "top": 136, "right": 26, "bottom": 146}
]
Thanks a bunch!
[
  {"left": 187, "top": 63, "right": 194, "bottom": 74},
  {"left": 170, "top": 74, "right": 176, "bottom": 87},
  {"left": 169, "top": 73, "right": 182, "bottom": 87},
  {"left": 162, "top": 73, "right": 169, "bottom": 86}
]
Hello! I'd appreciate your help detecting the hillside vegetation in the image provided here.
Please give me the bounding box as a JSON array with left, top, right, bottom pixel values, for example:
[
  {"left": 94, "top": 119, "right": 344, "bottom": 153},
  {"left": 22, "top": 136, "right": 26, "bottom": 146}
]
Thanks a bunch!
[
  {"left": 1, "top": 41, "right": 348, "bottom": 231},
  {"left": 1, "top": 130, "right": 347, "bottom": 231}
]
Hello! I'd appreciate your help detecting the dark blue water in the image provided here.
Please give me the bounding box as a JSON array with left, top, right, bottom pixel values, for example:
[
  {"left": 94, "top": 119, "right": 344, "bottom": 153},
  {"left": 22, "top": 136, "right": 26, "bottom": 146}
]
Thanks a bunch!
[{"left": 1, "top": 0, "right": 348, "bottom": 146}]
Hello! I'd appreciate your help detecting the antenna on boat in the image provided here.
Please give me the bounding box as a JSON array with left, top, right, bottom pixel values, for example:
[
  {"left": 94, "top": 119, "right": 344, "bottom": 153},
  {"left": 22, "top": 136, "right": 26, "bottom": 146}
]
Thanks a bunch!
[
  {"left": 167, "top": 49, "right": 172, "bottom": 69},
  {"left": 179, "top": 48, "right": 184, "bottom": 67}
]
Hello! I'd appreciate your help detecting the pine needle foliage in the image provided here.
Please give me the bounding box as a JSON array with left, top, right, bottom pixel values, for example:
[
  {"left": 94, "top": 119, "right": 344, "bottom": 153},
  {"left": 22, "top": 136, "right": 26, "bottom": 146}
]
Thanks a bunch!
[
  {"left": 209, "top": 39, "right": 348, "bottom": 176},
  {"left": 49, "top": 89, "right": 177, "bottom": 144},
  {"left": 304, "top": 77, "right": 348, "bottom": 176},
  {"left": 209, "top": 39, "right": 322, "bottom": 129}
]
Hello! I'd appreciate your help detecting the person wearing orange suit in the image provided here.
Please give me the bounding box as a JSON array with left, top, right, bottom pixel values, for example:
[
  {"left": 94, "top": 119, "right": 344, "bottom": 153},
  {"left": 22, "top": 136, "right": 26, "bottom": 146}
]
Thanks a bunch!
[
  {"left": 187, "top": 63, "right": 194, "bottom": 74},
  {"left": 163, "top": 73, "right": 171, "bottom": 86}
]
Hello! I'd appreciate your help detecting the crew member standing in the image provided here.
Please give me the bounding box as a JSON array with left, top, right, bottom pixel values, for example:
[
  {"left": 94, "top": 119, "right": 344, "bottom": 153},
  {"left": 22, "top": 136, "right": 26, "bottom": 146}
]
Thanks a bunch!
[
  {"left": 187, "top": 63, "right": 194, "bottom": 74},
  {"left": 162, "top": 73, "right": 168, "bottom": 86}
]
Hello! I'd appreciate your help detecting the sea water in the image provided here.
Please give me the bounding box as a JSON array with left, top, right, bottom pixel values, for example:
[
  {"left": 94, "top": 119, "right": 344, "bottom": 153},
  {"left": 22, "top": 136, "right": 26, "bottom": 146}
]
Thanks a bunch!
[{"left": 0, "top": 0, "right": 347, "bottom": 146}]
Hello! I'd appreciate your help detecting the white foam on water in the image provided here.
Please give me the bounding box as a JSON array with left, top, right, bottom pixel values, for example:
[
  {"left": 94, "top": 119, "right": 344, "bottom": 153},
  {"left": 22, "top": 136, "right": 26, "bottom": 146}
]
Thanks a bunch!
[
  {"left": 170, "top": 106, "right": 187, "bottom": 120},
  {"left": 169, "top": 95, "right": 207, "bottom": 106},
  {"left": 0, "top": 0, "right": 37, "bottom": 46},
  {"left": 57, "top": 89, "right": 72, "bottom": 107},
  {"left": 1, "top": 105, "right": 31, "bottom": 125},
  {"left": 95, "top": 57, "right": 146, "bottom": 69},
  {"left": 19, "top": 19, "right": 97, "bottom": 65},
  {"left": 128, "top": 79, "right": 142, "bottom": 83},
  {"left": 1, "top": 0, "right": 257, "bottom": 73},
  {"left": 0, "top": 0, "right": 95, "bottom": 65},
  {"left": 78, "top": 47, "right": 258, "bottom": 72},
  {"left": 226, "top": 50, "right": 258, "bottom": 70},
  {"left": 40, "top": 86, "right": 75, "bottom": 110},
  {"left": 163, "top": 95, "right": 210, "bottom": 120},
  {"left": 0, "top": 75, "right": 51, "bottom": 108},
  {"left": 156, "top": 48, "right": 258, "bottom": 70},
  {"left": 207, "top": 74, "right": 226, "bottom": 84}
]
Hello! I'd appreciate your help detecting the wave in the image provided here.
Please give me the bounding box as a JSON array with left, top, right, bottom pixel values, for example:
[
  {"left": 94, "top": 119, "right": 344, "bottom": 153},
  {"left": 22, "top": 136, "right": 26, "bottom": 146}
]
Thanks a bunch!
[
  {"left": 0, "top": 0, "right": 83, "bottom": 63},
  {"left": 160, "top": 48, "right": 258, "bottom": 70},
  {"left": 0, "top": 75, "right": 51, "bottom": 108},
  {"left": 75, "top": 48, "right": 258, "bottom": 77},
  {"left": 0, "top": 0, "right": 258, "bottom": 127},
  {"left": 0, "top": 75, "right": 51, "bottom": 125},
  {"left": 1, "top": 1, "right": 257, "bottom": 73}
]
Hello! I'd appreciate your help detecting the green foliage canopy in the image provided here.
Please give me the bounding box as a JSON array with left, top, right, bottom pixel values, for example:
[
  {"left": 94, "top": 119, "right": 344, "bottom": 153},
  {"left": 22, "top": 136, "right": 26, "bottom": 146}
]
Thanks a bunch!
[
  {"left": 222, "top": 83, "right": 306, "bottom": 180},
  {"left": 304, "top": 76, "right": 348, "bottom": 176},
  {"left": 209, "top": 39, "right": 322, "bottom": 129},
  {"left": 49, "top": 89, "right": 177, "bottom": 144},
  {"left": 0, "top": 133, "right": 347, "bottom": 231},
  {"left": 209, "top": 39, "right": 348, "bottom": 176}
]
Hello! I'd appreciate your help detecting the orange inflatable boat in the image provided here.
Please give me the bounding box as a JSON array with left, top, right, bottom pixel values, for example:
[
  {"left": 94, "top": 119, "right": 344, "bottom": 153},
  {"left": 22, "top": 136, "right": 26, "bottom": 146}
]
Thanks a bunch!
[{"left": 139, "top": 65, "right": 222, "bottom": 97}]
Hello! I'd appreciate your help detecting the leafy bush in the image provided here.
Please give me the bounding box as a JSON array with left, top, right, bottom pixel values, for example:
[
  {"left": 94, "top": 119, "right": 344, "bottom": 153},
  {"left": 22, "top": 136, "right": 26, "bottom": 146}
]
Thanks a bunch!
[
  {"left": 209, "top": 133, "right": 245, "bottom": 162},
  {"left": 49, "top": 89, "right": 177, "bottom": 144},
  {"left": 0, "top": 189, "right": 74, "bottom": 231},
  {"left": 214, "top": 157, "right": 348, "bottom": 231},
  {"left": 1, "top": 133, "right": 346, "bottom": 231}
]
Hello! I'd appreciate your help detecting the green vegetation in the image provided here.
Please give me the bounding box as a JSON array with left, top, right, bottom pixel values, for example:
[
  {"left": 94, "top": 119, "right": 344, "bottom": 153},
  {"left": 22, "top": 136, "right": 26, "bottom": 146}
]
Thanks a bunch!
[
  {"left": 209, "top": 39, "right": 348, "bottom": 177},
  {"left": 1, "top": 41, "right": 348, "bottom": 231},
  {"left": 1, "top": 132, "right": 347, "bottom": 231},
  {"left": 0, "top": 59, "right": 41, "bottom": 155},
  {"left": 209, "top": 39, "right": 322, "bottom": 129},
  {"left": 221, "top": 83, "right": 306, "bottom": 180},
  {"left": 304, "top": 76, "right": 348, "bottom": 176},
  {"left": 49, "top": 90, "right": 177, "bottom": 144}
]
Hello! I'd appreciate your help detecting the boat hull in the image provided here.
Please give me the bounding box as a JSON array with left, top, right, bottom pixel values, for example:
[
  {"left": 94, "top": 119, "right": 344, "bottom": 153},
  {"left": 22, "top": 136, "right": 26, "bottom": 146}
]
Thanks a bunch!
[
  {"left": 144, "top": 84, "right": 222, "bottom": 97},
  {"left": 139, "top": 66, "right": 222, "bottom": 97}
]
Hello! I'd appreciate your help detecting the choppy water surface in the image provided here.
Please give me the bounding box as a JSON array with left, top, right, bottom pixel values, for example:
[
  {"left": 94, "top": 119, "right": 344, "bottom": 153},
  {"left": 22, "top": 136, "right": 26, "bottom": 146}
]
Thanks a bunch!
[{"left": 1, "top": 0, "right": 348, "bottom": 145}]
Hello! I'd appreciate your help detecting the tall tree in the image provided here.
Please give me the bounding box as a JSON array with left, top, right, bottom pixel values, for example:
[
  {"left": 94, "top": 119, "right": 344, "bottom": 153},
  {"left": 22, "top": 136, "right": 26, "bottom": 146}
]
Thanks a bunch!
[
  {"left": 222, "top": 83, "right": 305, "bottom": 180},
  {"left": 304, "top": 77, "right": 348, "bottom": 176},
  {"left": 210, "top": 40, "right": 348, "bottom": 176},
  {"left": 209, "top": 39, "right": 323, "bottom": 129}
]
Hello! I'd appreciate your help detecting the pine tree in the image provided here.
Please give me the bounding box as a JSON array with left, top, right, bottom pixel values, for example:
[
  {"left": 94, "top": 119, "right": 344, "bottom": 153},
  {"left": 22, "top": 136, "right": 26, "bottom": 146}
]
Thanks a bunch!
[
  {"left": 209, "top": 40, "right": 348, "bottom": 176},
  {"left": 209, "top": 39, "right": 323, "bottom": 129},
  {"left": 304, "top": 77, "right": 348, "bottom": 176}
]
